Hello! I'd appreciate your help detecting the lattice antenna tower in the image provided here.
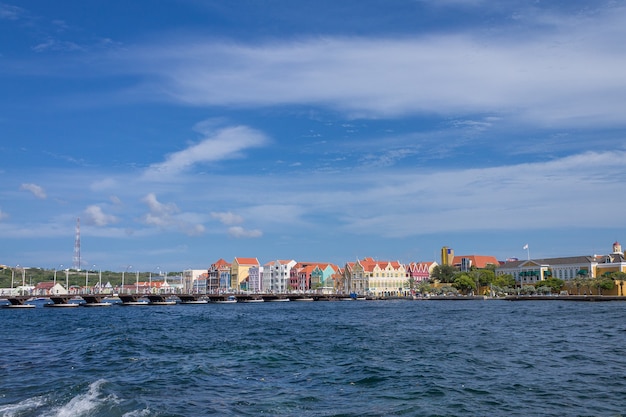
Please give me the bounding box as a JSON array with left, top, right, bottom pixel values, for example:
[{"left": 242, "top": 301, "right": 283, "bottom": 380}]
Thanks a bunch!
[{"left": 73, "top": 217, "right": 81, "bottom": 270}]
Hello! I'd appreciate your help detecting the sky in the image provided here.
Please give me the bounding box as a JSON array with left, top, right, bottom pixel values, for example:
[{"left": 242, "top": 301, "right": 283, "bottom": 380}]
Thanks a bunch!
[{"left": 1, "top": 0, "right": 626, "bottom": 273}]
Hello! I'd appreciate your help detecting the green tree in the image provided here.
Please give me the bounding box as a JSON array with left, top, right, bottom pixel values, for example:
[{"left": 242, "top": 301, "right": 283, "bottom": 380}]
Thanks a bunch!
[
  {"left": 417, "top": 281, "right": 431, "bottom": 295},
  {"left": 536, "top": 278, "right": 564, "bottom": 294},
  {"left": 608, "top": 272, "right": 626, "bottom": 296},
  {"left": 431, "top": 264, "right": 457, "bottom": 283},
  {"left": 406, "top": 276, "right": 416, "bottom": 292},
  {"left": 477, "top": 269, "right": 495, "bottom": 286},
  {"left": 493, "top": 274, "right": 516, "bottom": 288},
  {"left": 593, "top": 277, "right": 615, "bottom": 295},
  {"left": 453, "top": 274, "right": 476, "bottom": 294}
]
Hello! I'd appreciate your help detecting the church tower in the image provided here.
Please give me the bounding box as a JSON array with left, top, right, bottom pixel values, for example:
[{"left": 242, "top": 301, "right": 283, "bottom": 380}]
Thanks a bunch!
[{"left": 613, "top": 241, "right": 622, "bottom": 255}]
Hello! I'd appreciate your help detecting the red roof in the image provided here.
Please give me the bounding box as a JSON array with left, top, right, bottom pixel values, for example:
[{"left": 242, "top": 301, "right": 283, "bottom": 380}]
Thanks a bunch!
[
  {"left": 452, "top": 255, "right": 499, "bottom": 269},
  {"left": 234, "top": 257, "right": 259, "bottom": 266}
]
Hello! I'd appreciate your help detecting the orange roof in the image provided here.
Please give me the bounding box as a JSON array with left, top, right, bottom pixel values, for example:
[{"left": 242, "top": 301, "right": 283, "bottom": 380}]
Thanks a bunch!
[
  {"left": 212, "top": 258, "right": 231, "bottom": 268},
  {"left": 452, "top": 255, "right": 499, "bottom": 269},
  {"left": 357, "top": 258, "right": 404, "bottom": 272},
  {"left": 234, "top": 257, "right": 259, "bottom": 266}
]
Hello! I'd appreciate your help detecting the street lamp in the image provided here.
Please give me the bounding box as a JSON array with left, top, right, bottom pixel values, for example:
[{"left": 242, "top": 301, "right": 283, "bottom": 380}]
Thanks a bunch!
[
  {"left": 122, "top": 265, "right": 132, "bottom": 294},
  {"left": 21, "top": 267, "right": 27, "bottom": 295},
  {"left": 11, "top": 265, "right": 17, "bottom": 292}
]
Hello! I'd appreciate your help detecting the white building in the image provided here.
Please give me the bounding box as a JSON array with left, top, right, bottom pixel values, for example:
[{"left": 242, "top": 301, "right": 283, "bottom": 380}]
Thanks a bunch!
[{"left": 262, "top": 260, "right": 297, "bottom": 293}]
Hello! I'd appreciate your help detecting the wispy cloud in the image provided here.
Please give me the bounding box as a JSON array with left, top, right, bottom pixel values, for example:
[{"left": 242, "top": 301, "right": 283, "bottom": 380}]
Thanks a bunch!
[
  {"left": 20, "top": 183, "right": 47, "bottom": 199},
  {"left": 228, "top": 226, "right": 262, "bottom": 239},
  {"left": 211, "top": 211, "right": 244, "bottom": 225},
  {"left": 32, "top": 37, "right": 83, "bottom": 53},
  {"left": 84, "top": 205, "right": 118, "bottom": 227},
  {"left": 121, "top": 5, "right": 626, "bottom": 127},
  {"left": 0, "top": 208, "right": 8, "bottom": 221},
  {"left": 144, "top": 124, "right": 269, "bottom": 178},
  {"left": 0, "top": 3, "right": 24, "bottom": 20}
]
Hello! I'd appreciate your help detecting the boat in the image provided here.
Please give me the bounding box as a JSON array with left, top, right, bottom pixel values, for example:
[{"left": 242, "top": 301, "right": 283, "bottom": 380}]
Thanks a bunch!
[
  {"left": 215, "top": 295, "right": 237, "bottom": 304},
  {"left": 150, "top": 300, "right": 177, "bottom": 305},
  {"left": 242, "top": 298, "right": 264, "bottom": 303},
  {"left": 82, "top": 302, "right": 113, "bottom": 307},
  {"left": 44, "top": 303, "right": 80, "bottom": 308},
  {"left": 294, "top": 297, "right": 314, "bottom": 301},
  {"left": 121, "top": 300, "right": 150, "bottom": 306},
  {"left": 180, "top": 299, "right": 208, "bottom": 304},
  {"left": 267, "top": 297, "right": 290, "bottom": 302},
  {"left": 3, "top": 304, "right": 36, "bottom": 309}
]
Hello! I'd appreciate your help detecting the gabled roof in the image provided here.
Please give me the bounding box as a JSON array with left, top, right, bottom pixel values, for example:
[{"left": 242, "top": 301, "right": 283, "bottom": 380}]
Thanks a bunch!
[
  {"left": 212, "top": 258, "right": 231, "bottom": 268},
  {"left": 233, "top": 257, "right": 259, "bottom": 266},
  {"left": 353, "top": 258, "right": 405, "bottom": 273}
]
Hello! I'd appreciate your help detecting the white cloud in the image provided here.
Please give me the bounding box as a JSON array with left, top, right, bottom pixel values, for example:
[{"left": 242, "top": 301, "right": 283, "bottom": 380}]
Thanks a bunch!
[
  {"left": 90, "top": 178, "right": 118, "bottom": 191},
  {"left": 145, "top": 125, "right": 269, "bottom": 178},
  {"left": 228, "top": 226, "right": 262, "bottom": 239},
  {"left": 141, "top": 193, "right": 179, "bottom": 227},
  {"left": 211, "top": 211, "right": 244, "bottom": 225},
  {"left": 125, "top": 5, "right": 626, "bottom": 127},
  {"left": 0, "top": 208, "right": 8, "bottom": 221},
  {"left": 84, "top": 205, "right": 118, "bottom": 227},
  {"left": 140, "top": 193, "right": 205, "bottom": 236},
  {"left": 0, "top": 3, "right": 24, "bottom": 20},
  {"left": 20, "top": 183, "right": 47, "bottom": 199}
]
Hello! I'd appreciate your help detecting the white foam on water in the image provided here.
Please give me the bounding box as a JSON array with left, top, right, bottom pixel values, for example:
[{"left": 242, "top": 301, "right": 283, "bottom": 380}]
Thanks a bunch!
[
  {"left": 122, "top": 408, "right": 152, "bottom": 417},
  {"left": 0, "top": 396, "right": 46, "bottom": 417},
  {"left": 44, "top": 379, "right": 117, "bottom": 417}
]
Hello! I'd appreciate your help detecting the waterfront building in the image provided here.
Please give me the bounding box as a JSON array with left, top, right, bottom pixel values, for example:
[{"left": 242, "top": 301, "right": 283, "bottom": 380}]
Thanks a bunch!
[
  {"left": 231, "top": 257, "right": 260, "bottom": 291},
  {"left": 208, "top": 259, "right": 231, "bottom": 292},
  {"left": 262, "top": 259, "right": 297, "bottom": 293},
  {"left": 182, "top": 269, "right": 208, "bottom": 293},
  {"left": 342, "top": 258, "right": 408, "bottom": 296},
  {"left": 310, "top": 263, "right": 339, "bottom": 292},
  {"left": 290, "top": 263, "right": 315, "bottom": 292},
  {"left": 452, "top": 255, "right": 499, "bottom": 272},
  {"left": 33, "top": 281, "right": 67, "bottom": 295},
  {"left": 496, "top": 241, "right": 626, "bottom": 286},
  {"left": 406, "top": 261, "right": 438, "bottom": 282},
  {"left": 248, "top": 265, "right": 263, "bottom": 292},
  {"left": 289, "top": 262, "right": 339, "bottom": 292}
]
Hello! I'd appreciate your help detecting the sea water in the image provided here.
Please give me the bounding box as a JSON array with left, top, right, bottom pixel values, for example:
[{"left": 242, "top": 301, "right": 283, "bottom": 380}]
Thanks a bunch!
[{"left": 1, "top": 300, "right": 625, "bottom": 416}]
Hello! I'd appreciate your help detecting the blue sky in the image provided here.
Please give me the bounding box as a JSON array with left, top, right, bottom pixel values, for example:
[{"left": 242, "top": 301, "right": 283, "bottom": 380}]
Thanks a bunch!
[{"left": 1, "top": 0, "right": 625, "bottom": 272}]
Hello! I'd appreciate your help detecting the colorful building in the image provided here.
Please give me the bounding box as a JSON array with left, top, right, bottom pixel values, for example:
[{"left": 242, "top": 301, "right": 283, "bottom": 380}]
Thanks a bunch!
[
  {"left": 231, "top": 257, "right": 259, "bottom": 291},
  {"left": 208, "top": 259, "right": 231, "bottom": 292},
  {"left": 342, "top": 257, "right": 408, "bottom": 296},
  {"left": 406, "top": 261, "right": 438, "bottom": 282}
]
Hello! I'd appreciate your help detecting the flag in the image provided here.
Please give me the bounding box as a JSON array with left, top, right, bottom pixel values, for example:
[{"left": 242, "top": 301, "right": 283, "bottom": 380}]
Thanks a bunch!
[{"left": 523, "top": 244, "right": 529, "bottom": 250}]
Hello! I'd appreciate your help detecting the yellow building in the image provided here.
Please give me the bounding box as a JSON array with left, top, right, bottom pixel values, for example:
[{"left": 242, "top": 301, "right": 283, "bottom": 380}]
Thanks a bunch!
[
  {"left": 230, "top": 257, "right": 259, "bottom": 290},
  {"left": 342, "top": 257, "right": 408, "bottom": 296},
  {"left": 496, "top": 241, "right": 626, "bottom": 289},
  {"left": 441, "top": 247, "right": 454, "bottom": 266}
]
